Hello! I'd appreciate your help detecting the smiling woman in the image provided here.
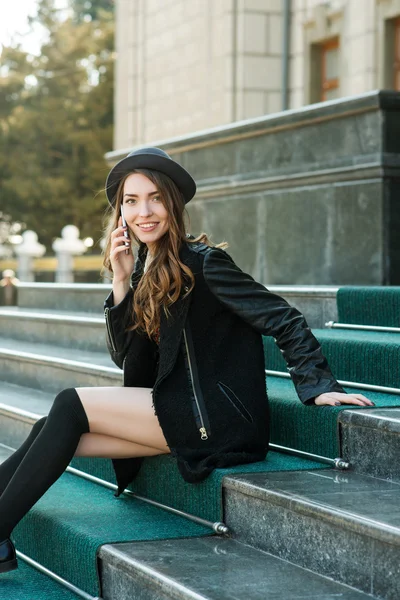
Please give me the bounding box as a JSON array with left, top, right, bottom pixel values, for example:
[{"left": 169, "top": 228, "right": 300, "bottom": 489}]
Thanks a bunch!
[{"left": 0, "top": 145, "right": 373, "bottom": 578}]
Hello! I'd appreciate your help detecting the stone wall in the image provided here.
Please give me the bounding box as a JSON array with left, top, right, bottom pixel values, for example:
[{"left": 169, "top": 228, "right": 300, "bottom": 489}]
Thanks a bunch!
[
  {"left": 106, "top": 91, "right": 400, "bottom": 286},
  {"left": 114, "top": 0, "right": 235, "bottom": 149},
  {"left": 114, "top": 0, "right": 400, "bottom": 146}
]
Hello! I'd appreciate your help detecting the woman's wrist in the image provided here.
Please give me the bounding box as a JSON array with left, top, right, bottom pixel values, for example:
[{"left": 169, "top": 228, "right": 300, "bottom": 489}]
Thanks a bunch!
[
  {"left": 113, "top": 276, "right": 131, "bottom": 286},
  {"left": 112, "top": 279, "right": 131, "bottom": 306}
]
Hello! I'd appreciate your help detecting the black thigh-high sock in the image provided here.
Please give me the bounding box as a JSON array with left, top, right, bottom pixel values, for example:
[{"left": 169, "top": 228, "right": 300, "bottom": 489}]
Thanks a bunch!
[
  {"left": 0, "top": 388, "right": 90, "bottom": 541},
  {"left": 0, "top": 417, "right": 47, "bottom": 496}
]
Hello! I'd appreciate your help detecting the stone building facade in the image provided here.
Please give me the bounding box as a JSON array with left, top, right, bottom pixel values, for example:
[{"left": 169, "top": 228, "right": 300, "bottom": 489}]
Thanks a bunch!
[{"left": 113, "top": 0, "right": 400, "bottom": 151}]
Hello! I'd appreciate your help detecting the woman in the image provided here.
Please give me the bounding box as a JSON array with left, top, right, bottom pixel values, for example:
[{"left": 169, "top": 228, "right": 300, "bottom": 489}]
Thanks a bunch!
[{"left": 0, "top": 147, "right": 373, "bottom": 574}]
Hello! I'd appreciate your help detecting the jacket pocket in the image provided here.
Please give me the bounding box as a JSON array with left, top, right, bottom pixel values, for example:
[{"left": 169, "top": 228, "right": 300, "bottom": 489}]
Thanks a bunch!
[{"left": 217, "top": 381, "right": 253, "bottom": 424}]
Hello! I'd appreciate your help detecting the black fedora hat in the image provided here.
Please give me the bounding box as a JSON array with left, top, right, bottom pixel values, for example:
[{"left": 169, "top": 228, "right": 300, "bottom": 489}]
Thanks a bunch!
[{"left": 105, "top": 147, "right": 196, "bottom": 206}]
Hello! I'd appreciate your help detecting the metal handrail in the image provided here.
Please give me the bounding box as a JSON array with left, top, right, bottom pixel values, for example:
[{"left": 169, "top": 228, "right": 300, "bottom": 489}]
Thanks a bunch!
[
  {"left": 269, "top": 443, "right": 349, "bottom": 470},
  {"left": 266, "top": 369, "right": 400, "bottom": 396},
  {"left": 325, "top": 321, "right": 400, "bottom": 333},
  {"left": 16, "top": 550, "right": 99, "bottom": 599},
  {"left": 66, "top": 466, "right": 228, "bottom": 535}
]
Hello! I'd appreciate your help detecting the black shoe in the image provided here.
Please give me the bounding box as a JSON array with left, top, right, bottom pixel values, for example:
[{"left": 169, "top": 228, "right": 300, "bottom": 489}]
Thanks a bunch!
[{"left": 0, "top": 538, "right": 18, "bottom": 573}]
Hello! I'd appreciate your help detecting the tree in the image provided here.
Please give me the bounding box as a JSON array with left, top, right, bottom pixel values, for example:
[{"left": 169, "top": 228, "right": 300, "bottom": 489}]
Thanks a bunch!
[
  {"left": 0, "top": 0, "right": 114, "bottom": 250},
  {"left": 70, "top": 0, "right": 114, "bottom": 22}
]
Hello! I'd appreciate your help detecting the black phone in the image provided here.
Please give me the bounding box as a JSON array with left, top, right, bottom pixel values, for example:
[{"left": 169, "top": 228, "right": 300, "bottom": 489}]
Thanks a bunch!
[{"left": 120, "top": 205, "right": 130, "bottom": 254}]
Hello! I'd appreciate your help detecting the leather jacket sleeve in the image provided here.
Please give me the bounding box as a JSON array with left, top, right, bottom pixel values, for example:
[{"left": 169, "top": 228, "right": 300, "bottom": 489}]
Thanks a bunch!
[
  {"left": 104, "top": 287, "right": 135, "bottom": 369},
  {"left": 203, "top": 247, "right": 345, "bottom": 405}
]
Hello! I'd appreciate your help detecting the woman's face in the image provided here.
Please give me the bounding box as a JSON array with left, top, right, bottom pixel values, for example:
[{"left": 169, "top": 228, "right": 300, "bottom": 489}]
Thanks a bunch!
[{"left": 122, "top": 172, "right": 169, "bottom": 252}]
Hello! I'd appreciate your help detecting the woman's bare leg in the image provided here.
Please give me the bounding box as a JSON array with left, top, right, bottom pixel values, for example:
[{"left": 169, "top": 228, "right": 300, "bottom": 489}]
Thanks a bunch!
[
  {"left": 74, "top": 386, "right": 170, "bottom": 456},
  {"left": 75, "top": 432, "right": 169, "bottom": 458},
  {"left": 0, "top": 386, "right": 170, "bottom": 546}
]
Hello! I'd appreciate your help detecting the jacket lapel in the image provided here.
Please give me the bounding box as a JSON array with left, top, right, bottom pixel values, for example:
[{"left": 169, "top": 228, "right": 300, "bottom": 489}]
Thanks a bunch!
[
  {"left": 132, "top": 242, "right": 194, "bottom": 390},
  {"left": 156, "top": 287, "right": 192, "bottom": 388},
  {"left": 156, "top": 243, "right": 194, "bottom": 387}
]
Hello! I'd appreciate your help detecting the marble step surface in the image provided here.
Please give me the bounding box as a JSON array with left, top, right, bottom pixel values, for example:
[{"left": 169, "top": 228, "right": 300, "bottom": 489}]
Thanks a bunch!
[
  {"left": 0, "top": 306, "right": 107, "bottom": 353},
  {"left": 0, "top": 382, "right": 53, "bottom": 448},
  {"left": 16, "top": 282, "right": 112, "bottom": 313},
  {"left": 0, "top": 337, "right": 121, "bottom": 392},
  {"left": 0, "top": 437, "right": 374, "bottom": 600},
  {"left": 223, "top": 469, "right": 400, "bottom": 599},
  {"left": 339, "top": 408, "right": 400, "bottom": 481},
  {"left": 0, "top": 383, "right": 394, "bottom": 598},
  {"left": 98, "top": 536, "right": 375, "bottom": 600},
  {"left": 15, "top": 283, "right": 337, "bottom": 328}
]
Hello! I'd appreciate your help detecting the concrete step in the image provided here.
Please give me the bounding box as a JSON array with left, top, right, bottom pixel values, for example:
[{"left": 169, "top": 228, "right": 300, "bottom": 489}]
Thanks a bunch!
[
  {"left": 0, "top": 307, "right": 106, "bottom": 353},
  {"left": 336, "top": 286, "right": 400, "bottom": 328},
  {"left": 15, "top": 283, "right": 337, "bottom": 327},
  {"left": 263, "top": 328, "right": 400, "bottom": 390},
  {"left": 98, "top": 536, "right": 374, "bottom": 600},
  {"left": 0, "top": 337, "right": 120, "bottom": 393},
  {"left": 223, "top": 469, "right": 400, "bottom": 599},
  {"left": 339, "top": 408, "right": 400, "bottom": 481},
  {"left": 0, "top": 433, "right": 373, "bottom": 600},
  {"left": 0, "top": 385, "right": 388, "bottom": 598},
  {"left": 0, "top": 382, "right": 53, "bottom": 448},
  {"left": 17, "top": 282, "right": 111, "bottom": 313}
]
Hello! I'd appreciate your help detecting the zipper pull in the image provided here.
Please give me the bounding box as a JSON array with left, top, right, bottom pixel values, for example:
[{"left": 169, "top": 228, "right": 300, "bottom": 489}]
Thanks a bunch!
[{"left": 200, "top": 427, "right": 208, "bottom": 441}]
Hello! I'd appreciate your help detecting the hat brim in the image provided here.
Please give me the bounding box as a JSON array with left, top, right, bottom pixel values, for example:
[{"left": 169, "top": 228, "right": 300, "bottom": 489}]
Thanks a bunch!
[{"left": 105, "top": 154, "right": 196, "bottom": 206}]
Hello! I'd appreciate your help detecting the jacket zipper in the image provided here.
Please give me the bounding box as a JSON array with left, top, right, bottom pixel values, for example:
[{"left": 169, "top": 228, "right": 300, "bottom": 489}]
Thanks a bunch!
[
  {"left": 183, "top": 326, "right": 210, "bottom": 441},
  {"left": 104, "top": 307, "right": 117, "bottom": 353}
]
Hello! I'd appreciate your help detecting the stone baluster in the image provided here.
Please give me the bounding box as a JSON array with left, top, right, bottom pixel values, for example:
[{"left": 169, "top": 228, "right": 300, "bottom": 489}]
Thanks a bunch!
[
  {"left": 99, "top": 236, "right": 112, "bottom": 283},
  {"left": 13, "top": 231, "right": 46, "bottom": 282},
  {"left": 52, "top": 225, "right": 87, "bottom": 283}
]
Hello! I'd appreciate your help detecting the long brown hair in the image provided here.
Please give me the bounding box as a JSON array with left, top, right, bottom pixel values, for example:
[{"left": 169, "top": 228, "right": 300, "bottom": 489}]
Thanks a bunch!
[{"left": 101, "top": 168, "right": 228, "bottom": 341}]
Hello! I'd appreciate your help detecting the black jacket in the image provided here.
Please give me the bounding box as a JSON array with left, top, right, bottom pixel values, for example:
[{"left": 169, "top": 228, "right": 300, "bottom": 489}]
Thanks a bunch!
[{"left": 104, "top": 239, "right": 344, "bottom": 496}]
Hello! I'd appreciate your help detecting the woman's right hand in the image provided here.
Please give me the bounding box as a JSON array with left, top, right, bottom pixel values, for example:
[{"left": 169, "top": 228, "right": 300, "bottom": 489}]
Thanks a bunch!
[{"left": 109, "top": 216, "right": 135, "bottom": 282}]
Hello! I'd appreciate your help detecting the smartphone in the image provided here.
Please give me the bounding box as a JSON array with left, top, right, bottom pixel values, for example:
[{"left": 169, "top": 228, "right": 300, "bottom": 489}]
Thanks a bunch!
[{"left": 120, "top": 205, "right": 130, "bottom": 254}]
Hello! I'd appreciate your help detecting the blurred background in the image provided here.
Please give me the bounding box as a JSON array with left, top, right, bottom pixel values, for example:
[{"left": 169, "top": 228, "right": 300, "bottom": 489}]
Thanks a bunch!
[
  {"left": 0, "top": 0, "right": 113, "bottom": 285},
  {"left": 1, "top": 0, "right": 400, "bottom": 289}
]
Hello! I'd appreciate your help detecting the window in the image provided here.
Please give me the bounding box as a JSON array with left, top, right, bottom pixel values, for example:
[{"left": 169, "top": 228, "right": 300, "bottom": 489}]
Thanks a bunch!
[
  {"left": 394, "top": 18, "right": 400, "bottom": 90},
  {"left": 321, "top": 38, "right": 339, "bottom": 101}
]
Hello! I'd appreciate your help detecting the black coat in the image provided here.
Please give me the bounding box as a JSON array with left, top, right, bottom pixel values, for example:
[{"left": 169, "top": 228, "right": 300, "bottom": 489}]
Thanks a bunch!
[{"left": 104, "top": 239, "right": 344, "bottom": 496}]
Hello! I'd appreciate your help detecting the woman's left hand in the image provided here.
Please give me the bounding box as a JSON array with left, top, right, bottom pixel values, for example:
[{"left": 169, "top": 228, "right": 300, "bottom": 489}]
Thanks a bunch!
[{"left": 314, "top": 392, "right": 375, "bottom": 407}]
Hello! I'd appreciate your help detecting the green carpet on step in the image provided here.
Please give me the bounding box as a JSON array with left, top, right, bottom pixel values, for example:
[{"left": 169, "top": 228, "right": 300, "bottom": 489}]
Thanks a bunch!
[
  {"left": 0, "top": 558, "right": 80, "bottom": 600},
  {"left": 12, "top": 471, "right": 212, "bottom": 598},
  {"left": 267, "top": 376, "right": 400, "bottom": 459},
  {"left": 337, "top": 286, "right": 400, "bottom": 326},
  {"left": 263, "top": 329, "right": 400, "bottom": 389},
  {"left": 71, "top": 451, "right": 327, "bottom": 526}
]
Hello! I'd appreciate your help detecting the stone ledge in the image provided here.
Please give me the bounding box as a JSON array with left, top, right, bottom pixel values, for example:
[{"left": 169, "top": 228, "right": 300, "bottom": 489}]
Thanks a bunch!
[
  {"left": 106, "top": 90, "right": 399, "bottom": 163},
  {"left": 339, "top": 408, "right": 400, "bottom": 434},
  {"left": 223, "top": 470, "right": 400, "bottom": 546},
  {"left": 98, "top": 537, "right": 374, "bottom": 600}
]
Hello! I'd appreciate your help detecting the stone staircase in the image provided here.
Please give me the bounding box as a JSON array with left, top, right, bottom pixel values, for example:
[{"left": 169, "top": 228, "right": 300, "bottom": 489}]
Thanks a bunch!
[{"left": 0, "top": 283, "right": 399, "bottom": 599}]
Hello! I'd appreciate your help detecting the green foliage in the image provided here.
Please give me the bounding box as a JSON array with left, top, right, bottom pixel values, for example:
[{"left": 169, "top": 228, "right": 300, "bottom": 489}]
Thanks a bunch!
[
  {"left": 70, "top": 0, "right": 114, "bottom": 23},
  {"left": 0, "top": 0, "right": 114, "bottom": 251}
]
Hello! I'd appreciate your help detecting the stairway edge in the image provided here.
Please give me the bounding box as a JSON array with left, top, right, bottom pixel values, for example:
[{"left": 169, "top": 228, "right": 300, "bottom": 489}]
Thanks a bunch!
[
  {"left": 99, "top": 543, "right": 209, "bottom": 600},
  {"left": 223, "top": 474, "right": 400, "bottom": 546},
  {"left": 0, "top": 347, "right": 120, "bottom": 375}
]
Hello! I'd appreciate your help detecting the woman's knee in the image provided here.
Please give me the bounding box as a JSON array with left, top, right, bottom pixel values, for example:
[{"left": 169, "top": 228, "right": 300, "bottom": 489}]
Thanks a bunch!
[
  {"left": 31, "top": 416, "right": 47, "bottom": 435},
  {"left": 49, "top": 388, "right": 90, "bottom": 431}
]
